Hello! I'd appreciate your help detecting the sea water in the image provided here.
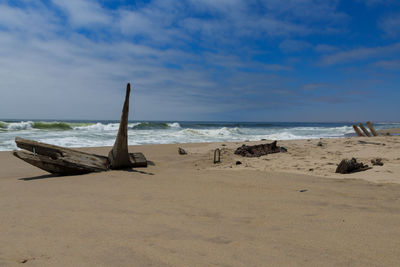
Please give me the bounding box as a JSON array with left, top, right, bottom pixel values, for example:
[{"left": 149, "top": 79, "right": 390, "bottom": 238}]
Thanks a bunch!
[{"left": 0, "top": 120, "right": 399, "bottom": 151}]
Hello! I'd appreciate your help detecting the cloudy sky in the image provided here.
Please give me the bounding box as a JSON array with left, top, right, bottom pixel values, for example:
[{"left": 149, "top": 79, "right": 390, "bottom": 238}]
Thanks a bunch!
[{"left": 0, "top": 0, "right": 399, "bottom": 122}]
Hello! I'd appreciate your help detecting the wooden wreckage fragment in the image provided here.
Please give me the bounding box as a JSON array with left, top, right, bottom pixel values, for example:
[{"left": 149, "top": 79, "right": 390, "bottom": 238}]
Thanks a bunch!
[
  {"left": 352, "top": 122, "right": 380, "bottom": 137},
  {"left": 352, "top": 125, "right": 364, "bottom": 137},
  {"left": 335, "top": 158, "right": 372, "bottom": 174},
  {"left": 366, "top": 121, "right": 378, "bottom": 137},
  {"left": 13, "top": 83, "right": 147, "bottom": 176},
  {"left": 234, "top": 141, "right": 287, "bottom": 157},
  {"left": 13, "top": 138, "right": 109, "bottom": 175}
]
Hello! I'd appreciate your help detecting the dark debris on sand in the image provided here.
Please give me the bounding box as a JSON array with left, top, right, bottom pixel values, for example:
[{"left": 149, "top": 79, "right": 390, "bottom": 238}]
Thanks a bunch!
[
  {"left": 234, "top": 141, "right": 287, "bottom": 157},
  {"left": 335, "top": 158, "right": 372, "bottom": 174}
]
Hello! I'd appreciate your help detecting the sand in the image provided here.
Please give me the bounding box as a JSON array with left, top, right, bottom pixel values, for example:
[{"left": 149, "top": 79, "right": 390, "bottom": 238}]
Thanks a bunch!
[{"left": 1, "top": 135, "right": 400, "bottom": 266}]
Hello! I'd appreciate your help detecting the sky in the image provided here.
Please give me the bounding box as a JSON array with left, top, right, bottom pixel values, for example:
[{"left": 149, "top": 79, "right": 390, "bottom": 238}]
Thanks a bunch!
[{"left": 0, "top": 0, "right": 399, "bottom": 122}]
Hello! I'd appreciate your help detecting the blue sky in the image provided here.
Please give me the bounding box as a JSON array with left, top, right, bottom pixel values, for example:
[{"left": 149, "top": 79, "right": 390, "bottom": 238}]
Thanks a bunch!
[{"left": 0, "top": 0, "right": 399, "bottom": 122}]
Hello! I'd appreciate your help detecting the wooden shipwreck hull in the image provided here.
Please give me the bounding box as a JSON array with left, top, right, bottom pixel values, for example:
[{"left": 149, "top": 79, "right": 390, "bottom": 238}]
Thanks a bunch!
[{"left": 13, "top": 83, "right": 147, "bottom": 176}]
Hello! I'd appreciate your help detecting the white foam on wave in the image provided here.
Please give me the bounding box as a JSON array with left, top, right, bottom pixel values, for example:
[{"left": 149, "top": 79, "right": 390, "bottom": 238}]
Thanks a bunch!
[
  {"left": 261, "top": 132, "right": 313, "bottom": 140},
  {"left": 0, "top": 122, "right": 361, "bottom": 151},
  {"left": 41, "top": 136, "right": 115, "bottom": 148},
  {"left": 168, "top": 122, "right": 181, "bottom": 128},
  {"left": 179, "top": 127, "right": 242, "bottom": 138},
  {"left": 1, "top": 121, "right": 34, "bottom": 130},
  {"left": 73, "top": 122, "right": 120, "bottom": 131}
]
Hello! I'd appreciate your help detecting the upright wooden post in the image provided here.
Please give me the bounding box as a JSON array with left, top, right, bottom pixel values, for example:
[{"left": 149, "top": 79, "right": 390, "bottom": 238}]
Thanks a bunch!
[
  {"left": 366, "top": 121, "right": 378, "bottom": 136},
  {"left": 358, "top": 123, "right": 371, "bottom": 137},
  {"left": 352, "top": 125, "right": 364, "bottom": 137},
  {"left": 108, "top": 83, "right": 132, "bottom": 169}
]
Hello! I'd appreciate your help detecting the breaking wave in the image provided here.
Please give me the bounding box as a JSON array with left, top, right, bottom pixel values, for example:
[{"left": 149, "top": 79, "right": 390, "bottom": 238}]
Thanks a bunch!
[
  {"left": 0, "top": 120, "right": 398, "bottom": 151},
  {"left": 0, "top": 121, "right": 96, "bottom": 131},
  {"left": 131, "top": 122, "right": 181, "bottom": 129}
]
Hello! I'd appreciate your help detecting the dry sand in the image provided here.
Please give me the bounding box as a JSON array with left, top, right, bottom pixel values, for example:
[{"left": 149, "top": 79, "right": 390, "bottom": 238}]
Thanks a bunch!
[{"left": 1, "top": 135, "right": 400, "bottom": 266}]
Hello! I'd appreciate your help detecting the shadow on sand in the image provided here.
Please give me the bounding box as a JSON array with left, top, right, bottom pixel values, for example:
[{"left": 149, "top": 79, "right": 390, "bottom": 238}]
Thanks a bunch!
[
  {"left": 19, "top": 174, "right": 60, "bottom": 181},
  {"left": 19, "top": 167, "right": 155, "bottom": 181}
]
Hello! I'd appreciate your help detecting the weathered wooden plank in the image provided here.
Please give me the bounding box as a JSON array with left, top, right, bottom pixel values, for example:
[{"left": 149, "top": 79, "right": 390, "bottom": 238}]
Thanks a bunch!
[
  {"left": 352, "top": 125, "right": 364, "bottom": 137},
  {"left": 234, "top": 141, "right": 286, "bottom": 157},
  {"left": 108, "top": 83, "right": 132, "bottom": 169},
  {"left": 129, "top": 153, "right": 148, "bottom": 167},
  {"left": 13, "top": 151, "right": 105, "bottom": 175},
  {"left": 13, "top": 139, "right": 148, "bottom": 174},
  {"left": 15, "top": 137, "right": 109, "bottom": 171},
  {"left": 358, "top": 123, "right": 371, "bottom": 137},
  {"left": 366, "top": 121, "right": 378, "bottom": 136}
]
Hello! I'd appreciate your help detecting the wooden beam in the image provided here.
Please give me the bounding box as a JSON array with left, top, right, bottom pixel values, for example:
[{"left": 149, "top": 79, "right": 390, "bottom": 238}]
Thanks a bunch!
[
  {"left": 358, "top": 123, "right": 371, "bottom": 137},
  {"left": 13, "top": 138, "right": 109, "bottom": 175},
  {"left": 129, "top": 153, "right": 148, "bottom": 167},
  {"left": 108, "top": 83, "right": 132, "bottom": 169},
  {"left": 352, "top": 125, "right": 364, "bottom": 137},
  {"left": 13, "top": 150, "right": 103, "bottom": 175},
  {"left": 366, "top": 121, "right": 378, "bottom": 136}
]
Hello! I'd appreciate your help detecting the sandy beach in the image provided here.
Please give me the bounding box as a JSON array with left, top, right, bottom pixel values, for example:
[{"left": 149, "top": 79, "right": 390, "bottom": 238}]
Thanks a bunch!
[{"left": 1, "top": 135, "right": 400, "bottom": 266}]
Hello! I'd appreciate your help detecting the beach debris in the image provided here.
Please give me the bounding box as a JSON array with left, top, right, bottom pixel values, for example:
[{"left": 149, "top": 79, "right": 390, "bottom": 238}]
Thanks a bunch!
[
  {"left": 335, "top": 158, "right": 372, "bottom": 174},
  {"left": 358, "top": 123, "right": 372, "bottom": 137},
  {"left": 352, "top": 125, "right": 364, "bottom": 137},
  {"left": 236, "top": 161, "right": 242, "bottom": 165},
  {"left": 371, "top": 158, "right": 384, "bottom": 166},
  {"left": 309, "top": 168, "right": 314, "bottom": 171},
  {"left": 358, "top": 140, "right": 385, "bottom": 146},
  {"left": 214, "top": 148, "right": 221, "bottom": 164},
  {"left": 178, "top": 147, "right": 187, "bottom": 155},
  {"left": 352, "top": 122, "right": 379, "bottom": 137},
  {"left": 366, "top": 121, "right": 378, "bottom": 136},
  {"left": 13, "top": 83, "right": 147, "bottom": 176},
  {"left": 299, "top": 189, "right": 308, "bottom": 192},
  {"left": 108, "top": 83, "right": 133, "bottom": 169},
  {"left": 234, "top": 141, "right": 287, "bottom": 157},
  {"left": 317, "top": 141, "right": 323, "bottom": 147}
]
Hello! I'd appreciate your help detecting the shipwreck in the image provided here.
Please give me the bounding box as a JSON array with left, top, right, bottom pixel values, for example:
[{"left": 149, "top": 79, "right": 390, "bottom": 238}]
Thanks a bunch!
[{"left": 13, "top": 83, "right": 147, "bottom": 176}]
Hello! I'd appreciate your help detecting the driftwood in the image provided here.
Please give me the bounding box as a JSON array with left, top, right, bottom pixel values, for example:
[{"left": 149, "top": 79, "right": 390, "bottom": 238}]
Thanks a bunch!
[
  {"left": 358, "top": 123, "right": 371, "bottom": 137},
  {"left": 234, "top": 141, "right": 286, "bottom": 157},
  {"left": 352, "top": 125, "right": 364, "bottom": 137},
  {"left": 353, "top": 122, "right": 380, "bottom": 137},
  {"left": 366, "top": 121, "right": 378, "bottom": 136},
  {"left": 371, "top": 158, "right": 383, "bottom": 166},
  {"left": 178, "top": 147, "right": 187, "bottom": 155},
  {"left": 335, "top": 158, "right": 371, "bottom": 174},
  {"left": 108, "top": 83, "right": 133, "bottom": 169},
  {"left": 13, "top": 83, "right": 147, "bottom": 175},
  {"left": 214, "top": 148, "right": 221, "bottom": 163},
  {"left": 13, "top": 137, "right": 109, "bottom": 175}
]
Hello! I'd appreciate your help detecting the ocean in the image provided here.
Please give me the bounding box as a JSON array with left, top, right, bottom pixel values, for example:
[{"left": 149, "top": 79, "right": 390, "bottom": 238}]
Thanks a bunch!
[{"left": 0, "top": 120, "right": 399, "bottom": 151}]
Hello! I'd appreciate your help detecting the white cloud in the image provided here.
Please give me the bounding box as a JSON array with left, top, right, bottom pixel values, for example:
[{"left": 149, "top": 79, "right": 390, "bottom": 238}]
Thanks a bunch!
[
  {"left": 314, "top": 44, "right": 339, "bottom": 53},
  {"left": 2, "top": 0, "right": 393, "bottom": 121},
  {"left": 51, "top": 0, "right": 113, "bottom": 28},
  {"left": 279, "top": 40, "right": 312, "bottom": 53},
  {"left": 319, "top": 43, "right": 400, "bottom": 66},
  {"left": 301, "top": 83, "right": 332, "bottom": 91},
  {"left": 379, "top": 13, "right": 400, "bottom": 38},
  {"left": 359, "top": 0, "right": 398, "bottom": 6},
  {"left": 371, "top": 60, "right": 400, "bottom": 69},
  {"left": 0, "top": 3, "right": 59, "bottom": 35}
]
